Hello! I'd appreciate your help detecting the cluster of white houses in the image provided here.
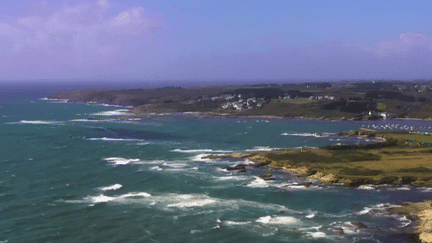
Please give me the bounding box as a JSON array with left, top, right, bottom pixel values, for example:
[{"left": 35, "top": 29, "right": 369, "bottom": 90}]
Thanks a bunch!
[
  {"left": 308, "top": 95, "right": 335, "bottom": 100},
  {"left": 222, "top": 98, "right": 260, "bottom": 110}
]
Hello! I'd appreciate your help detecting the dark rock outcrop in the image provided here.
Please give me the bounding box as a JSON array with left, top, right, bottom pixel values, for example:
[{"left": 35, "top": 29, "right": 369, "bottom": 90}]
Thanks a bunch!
[
  {"left": 259, "top": 173, "right": 275, "bottom": 180},
  {"left": 224, "top": 164, "right": 247, "bottom": 173}
]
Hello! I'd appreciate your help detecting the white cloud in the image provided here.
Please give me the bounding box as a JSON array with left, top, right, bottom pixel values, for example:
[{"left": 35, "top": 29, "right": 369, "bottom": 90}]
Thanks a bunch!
[
  {"left": 376, "top": 32, "right": 432, "bottom": 58},
  {"left": 0, "top": 0, "right": 162, "bottom": 55}
]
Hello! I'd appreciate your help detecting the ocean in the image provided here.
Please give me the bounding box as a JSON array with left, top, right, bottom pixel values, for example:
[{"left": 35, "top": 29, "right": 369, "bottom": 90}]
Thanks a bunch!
[{"left": 1, "top": 89, "right": 432, "bottom": 243}]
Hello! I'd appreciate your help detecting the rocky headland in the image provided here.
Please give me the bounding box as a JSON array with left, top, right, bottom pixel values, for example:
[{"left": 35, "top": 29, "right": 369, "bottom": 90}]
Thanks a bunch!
[{"left": 204, "top": 129, "right": 432, "bottom": 242}]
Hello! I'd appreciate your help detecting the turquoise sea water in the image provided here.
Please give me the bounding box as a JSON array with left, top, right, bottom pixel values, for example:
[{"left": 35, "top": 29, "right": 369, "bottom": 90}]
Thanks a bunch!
[{"left": 1, "top": 91, "right": 432, "bottom": 243}]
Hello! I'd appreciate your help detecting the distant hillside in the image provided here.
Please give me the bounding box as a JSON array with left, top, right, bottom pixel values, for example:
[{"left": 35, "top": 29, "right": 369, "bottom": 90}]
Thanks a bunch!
[{"left": 48, "top": 81, "right": 432, "bottom": 120}]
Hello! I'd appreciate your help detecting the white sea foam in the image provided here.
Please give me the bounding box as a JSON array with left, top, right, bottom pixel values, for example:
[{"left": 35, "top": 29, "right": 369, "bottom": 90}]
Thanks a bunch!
[
  {"left": 64, "top": 192, "right": 289, "bottom": 214},
  {"left": 70, "top": 119, "right": 111, "bottom": 122},
  {"left": 328, "top": 222, "right": 363, "bottom": 234},
  {"left": 285, "top": 185, "right": 307, "bottom": 190},
  {"left": 191, "top": 154, "right": 213, "bottom": 162},
  {"left": 135, "top": 142, "right": 150, "bottom": 145},
  {"left": 7, "top": 120, "right": 64, "bottom": 125},
  {"left": 357, "top": 207, "right": 373, "bottom": 215},
  {"left": 358, "top": 185, "right": 376, "bottom": 190},
  {"left": 83, "top": 192, "right": 152, "bottom": 205},
  {"left": 102, "top": 104, "right": 124, "bottom": 108},
  {"left": 397, "top": 186, "right": 411, "bottom": 191},
  {"left": 150, "top": 166, "right": 163, "bottom": 171},
  {"left": 421, "top": 187, "right": 432, "bottom": 192},
  {"left": 104, "top": 157, "right": 140, "bottom": 165},
  {"left": 163, "top": 162, "right": 188, "bottom": 168},
  {"left": 99, "top": 184, "right": 123, "bottom": 191},
  {"left": 398, "top": 215, "right": 412, "bottom": 227},
  {"left": 70, "top": 119, "right": 95, "bottom": 122},
  {"left": 91, "top": 109, "right": 131, "bottom": 116},
  {"left": 167, "top": 199, "right": 216, "bottom": 208},
  {"left": 256, "top": 215, "right": 299, "bottom": 225},
  {"left": 118, "top": 192, "right": 152, "bottom": 198},
  {"left": 215, "top": 175, "right": 249, "bottom": 181},
  {"left": 222, "top": 220, "right": 251, "bottom": 226},
  {"left": 305, "top": 213, "right": 316, "bottom": 219},
  {"left": 134, "top": 159, "right": 166, "bottom": 165},
  {"left": 357, "top": 203, "right": 401, "bottom": 215},
  {"left": 244, "top": 177, "right": 270, "bottom": 188},
  {"left": 40, "top": 98, "right": 69, "bottom": 103},
  {"left": 216, "top": 168, "right": 229, "bottom": 173},
  {"left": 241, "top": 159, "right": 255, "bottom": 165},
  {"left": 172, "top": 149, "right": 233, "bottom": 153},
  {"left": 298, "top": 226, "right": 322, "bottom": 231},
  {"left": 245, "top": 146, "right": 282, "bottom": 152},
  {"left": 87, "top": 137, "right": 145, "bottom": 142},
  {"left": 280, "top": 132, "right": 333, "bottom": 137},
  {"left": 86, "top": 194, "right": 116, "bottom": 203},
  {"left": 305, "top": 232, "right": 327, "bottom": 238}
]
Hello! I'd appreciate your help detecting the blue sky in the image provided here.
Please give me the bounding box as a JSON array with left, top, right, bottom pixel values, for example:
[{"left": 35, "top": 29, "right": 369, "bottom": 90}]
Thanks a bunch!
[{"left": 1, "top": 0, "right": 432, "bottom": 83}]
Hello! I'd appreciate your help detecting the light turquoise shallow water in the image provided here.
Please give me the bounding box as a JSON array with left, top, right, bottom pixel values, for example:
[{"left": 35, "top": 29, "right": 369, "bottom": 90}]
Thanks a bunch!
[{"left": 1, "top": 91, "right": 432, "bottom": 243}]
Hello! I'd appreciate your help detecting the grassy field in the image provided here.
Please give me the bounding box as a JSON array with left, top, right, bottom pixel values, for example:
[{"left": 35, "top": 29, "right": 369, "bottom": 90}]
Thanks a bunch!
[{"left": 209, "top": 130, "right": 432, "bottom": 186}]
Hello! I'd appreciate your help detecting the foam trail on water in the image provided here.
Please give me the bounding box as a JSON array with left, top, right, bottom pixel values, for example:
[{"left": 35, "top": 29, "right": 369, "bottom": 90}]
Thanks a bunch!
[
  {"left": 99, "top": 184, "right": 122, "bottom": 191},
  {"left": 357, "top": 185, "right": 376, "bottom": 190},
  {"left": 104, "top": 157, "right": 140, "bottom": 165},
  {"left": 280, "top": 132, "right": 334, "bottom": 137},
  {"left": 172, "top": 149, "right": 233, "bottom": 153},
  {"left": 150, "top": 166, "right": 163, "bottom": 171},
  {"left": 215, "top": 175, "right": 249, "bottom": 181},
  {"left": 88, "top": 137, "right": 145, "bottom": 142},
  {"left": 6, "top": 120, "right": 64, "bottom": 125},
  {"left": 191, "top": 154, "right": 213, "bottom": 162},
  {"left": 245, "top": 176, "right": 270, "bottom": 188},
  {"left": 91, "top": 109, "right": 131, "bottom": 116},
  {"left": 40, "top": 98, "right": 69, "bottom": 103},
  {"left": 256, "top": 215, "right": 299, "bottom": 225},
  {"left": 357, "top": 203, "right": 401, "bottom": 215},
  {"left": 86, "top": 195, "right": 116, "bottom": 204},
  {"left": 305, "top": 232, "right": 327, "bottom": 238},
  {"left": 167, "top": 199, "right": 216, "bottom": 208}
]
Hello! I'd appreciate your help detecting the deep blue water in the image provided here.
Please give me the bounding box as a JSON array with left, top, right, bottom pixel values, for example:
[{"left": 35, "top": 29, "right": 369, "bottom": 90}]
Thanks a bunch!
[{"left": 1, "top": 90, "right": 432, "bottom": 243}]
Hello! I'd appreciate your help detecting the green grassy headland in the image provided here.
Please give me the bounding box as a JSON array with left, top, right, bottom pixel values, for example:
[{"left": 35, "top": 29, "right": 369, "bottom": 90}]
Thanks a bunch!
[{"left": 206, "top": 129, "right": 432, "bottom": 187}]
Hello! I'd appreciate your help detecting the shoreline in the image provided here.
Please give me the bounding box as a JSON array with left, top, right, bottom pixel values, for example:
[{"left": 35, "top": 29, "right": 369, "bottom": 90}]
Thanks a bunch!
[
  {"left": 389, "top": 201, "right": 432, "bottom": 243},
  {"left": 43, "top": 97, "right": 432, "bottom": 242},
  {"left": 202, "top": 129, "right": 432, "bottom": 243},
  {"left": 43, "top": 96, "right": 432, "bottom": 122}
]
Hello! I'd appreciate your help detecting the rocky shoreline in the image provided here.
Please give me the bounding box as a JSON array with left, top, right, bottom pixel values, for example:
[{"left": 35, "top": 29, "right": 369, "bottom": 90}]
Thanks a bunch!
[
  {"left": 202, "top": 129, "right": 432, "bottom": 243},
  {"left": 45, "top": 96, "right": 432, "bottom": 242},
  {"left": 389, "top": 201, "right": 432, "bottom": 243}
]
